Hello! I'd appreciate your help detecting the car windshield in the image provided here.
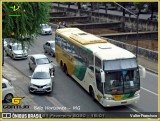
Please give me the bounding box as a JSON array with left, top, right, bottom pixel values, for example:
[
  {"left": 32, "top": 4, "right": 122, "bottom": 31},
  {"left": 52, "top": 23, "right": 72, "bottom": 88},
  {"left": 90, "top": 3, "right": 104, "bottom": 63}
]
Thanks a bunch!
[
  {"left": 104, "top": 69, "right": 140, "bottom": 95},
  {"left": 12, "top": 45, "right": 22, "bottom": 50},
  {"left": 36, "top": 58, "right": 50, "bottom": 65},
  {"left": 32, "top": 72, "right": 50, "bottom": 79},
  {"left": 42, "top": 24, "right": 50, "bottom": 29}
]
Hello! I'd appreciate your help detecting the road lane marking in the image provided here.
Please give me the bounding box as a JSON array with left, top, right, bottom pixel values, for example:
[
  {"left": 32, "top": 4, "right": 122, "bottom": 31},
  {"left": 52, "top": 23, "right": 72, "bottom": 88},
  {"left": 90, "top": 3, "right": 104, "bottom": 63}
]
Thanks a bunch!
[
  {"left": 46, "top": 96, "right": 71, "bottom": 112},
  {"left": 126, "top": 106, "right": 141, "bottom": 113},
  {"left": 140, "top": 87, "right": 158, "bottom": 96}
]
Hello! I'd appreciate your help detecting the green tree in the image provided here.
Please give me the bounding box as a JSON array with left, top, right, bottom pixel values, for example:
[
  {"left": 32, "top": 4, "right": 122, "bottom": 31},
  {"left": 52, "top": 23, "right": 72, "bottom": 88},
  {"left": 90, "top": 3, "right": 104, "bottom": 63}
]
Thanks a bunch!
[
  {"left": 2, "top": 2, "right": 51, "bottom": 48},
  {"left": 148, "top": 2, "right": 158, "bottom": 20},
  {"left": 133, "top": 2, "right": 145, "bottom": 16}
]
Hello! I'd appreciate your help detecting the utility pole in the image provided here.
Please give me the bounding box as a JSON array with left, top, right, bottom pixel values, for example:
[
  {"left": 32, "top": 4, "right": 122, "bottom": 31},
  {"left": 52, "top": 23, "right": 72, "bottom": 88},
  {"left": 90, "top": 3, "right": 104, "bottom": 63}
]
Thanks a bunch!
[{"left": 114, "top": 2, "right": 139, "bottom": 61}]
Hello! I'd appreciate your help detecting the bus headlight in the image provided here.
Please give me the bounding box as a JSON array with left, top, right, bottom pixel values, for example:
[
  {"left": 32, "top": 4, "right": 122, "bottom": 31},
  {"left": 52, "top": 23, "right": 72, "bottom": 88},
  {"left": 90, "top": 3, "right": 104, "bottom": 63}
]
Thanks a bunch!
[
  {"left": 134, "top": 93, "right": 140, "bottom": 97},
  {"left": 134, "top": 90, "right": 140, "bottom": 97},
  {"left": 105, "top": 96, "right": 113, "bottom": 100},
  {"left": 134, "top": 91, "right": 140, "bottom": 97}
]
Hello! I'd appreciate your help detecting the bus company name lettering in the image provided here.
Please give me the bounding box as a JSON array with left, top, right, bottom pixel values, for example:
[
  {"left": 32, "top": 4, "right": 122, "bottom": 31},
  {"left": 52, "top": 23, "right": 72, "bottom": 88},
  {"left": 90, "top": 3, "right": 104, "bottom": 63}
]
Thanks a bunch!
[{"left": 63, "top": 53, "right": 73, "bottom": 62}]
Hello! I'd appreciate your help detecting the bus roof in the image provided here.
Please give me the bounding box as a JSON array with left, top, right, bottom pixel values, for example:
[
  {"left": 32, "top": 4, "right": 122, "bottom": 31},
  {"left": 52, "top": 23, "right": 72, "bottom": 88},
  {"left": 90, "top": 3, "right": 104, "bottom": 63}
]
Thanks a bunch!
[
  {"left": 85, "top": 42, "right": 136, "bottom": 60},
  {"left": 56, "top": 28, "right": 136, "bottom": 60},
  {"left": 56, "top": 28, "right": 107, "bottom": 45}
]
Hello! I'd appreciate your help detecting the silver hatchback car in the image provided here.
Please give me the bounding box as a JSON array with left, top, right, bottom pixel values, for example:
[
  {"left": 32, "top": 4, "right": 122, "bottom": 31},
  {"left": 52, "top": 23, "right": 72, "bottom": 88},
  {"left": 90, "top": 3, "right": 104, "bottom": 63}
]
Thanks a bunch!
[
  {"left": 28, "top": 54, "right": 55, "bottom": 75},
  {"left": 40, "top": 24, "right": 52, "bottom": 35},
  {"left": 43, "top": 41, "right": 55, "bottom": 57},
  {"left": 29, "top": 65, "right": 54, "bottom": 93}
]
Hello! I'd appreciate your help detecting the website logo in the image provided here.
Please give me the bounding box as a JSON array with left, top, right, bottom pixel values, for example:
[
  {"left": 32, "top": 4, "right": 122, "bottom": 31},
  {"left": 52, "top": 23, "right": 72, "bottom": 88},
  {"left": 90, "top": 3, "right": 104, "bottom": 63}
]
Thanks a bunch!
[
  {"left": 3, "top": 97, "right": 29, "bottom": 109},
  {"left": 9, "top": 5, "right": 20, "bottom": 11},
  {"left": 12, "top": 97, "right": 24, "bottom": 105},
  {"left": 3, "top": 4, "right": 24, "bottom": 17}
]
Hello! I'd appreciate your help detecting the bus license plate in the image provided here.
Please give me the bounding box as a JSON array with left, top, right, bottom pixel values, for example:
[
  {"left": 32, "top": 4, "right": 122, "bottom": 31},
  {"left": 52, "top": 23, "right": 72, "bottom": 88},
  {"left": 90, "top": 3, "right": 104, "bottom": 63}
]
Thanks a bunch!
[
  {"left": 113, "top": 95, "right": 123, "bottom": 100},
  {"left": 121, "top": 101, "right": 127, "bottom": 104}
]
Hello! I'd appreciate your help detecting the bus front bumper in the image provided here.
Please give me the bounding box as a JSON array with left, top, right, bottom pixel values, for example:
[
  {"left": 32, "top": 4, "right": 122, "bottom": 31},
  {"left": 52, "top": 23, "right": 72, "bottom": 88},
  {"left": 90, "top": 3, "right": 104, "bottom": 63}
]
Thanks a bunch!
[{"left": 101, "top": 95, "right": 140, "bottom": 107}]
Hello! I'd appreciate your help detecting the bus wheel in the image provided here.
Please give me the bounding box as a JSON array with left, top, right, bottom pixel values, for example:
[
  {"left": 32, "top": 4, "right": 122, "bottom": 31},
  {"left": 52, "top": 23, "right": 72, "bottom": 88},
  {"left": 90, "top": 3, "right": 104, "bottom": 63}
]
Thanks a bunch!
[
  {"left": 90, "top": 88, "right": 95, "bottom": 100},
  {"left": 63, "top": 65, "right": 68, "bottom": 76},
  {"left": 60, "top": 61, "right": 63, "bottom": 70}
]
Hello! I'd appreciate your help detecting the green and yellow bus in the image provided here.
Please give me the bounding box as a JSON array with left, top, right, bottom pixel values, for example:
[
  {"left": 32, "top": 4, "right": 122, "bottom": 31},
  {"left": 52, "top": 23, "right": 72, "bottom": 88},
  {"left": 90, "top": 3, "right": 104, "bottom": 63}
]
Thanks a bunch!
[{"left": 55, "top": 28, "right": 146, "bottom": 107}]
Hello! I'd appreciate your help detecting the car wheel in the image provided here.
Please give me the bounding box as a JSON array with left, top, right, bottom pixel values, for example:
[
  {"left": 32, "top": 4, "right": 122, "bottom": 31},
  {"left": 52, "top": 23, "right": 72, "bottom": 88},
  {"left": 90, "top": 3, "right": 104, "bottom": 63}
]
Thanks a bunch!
[
  {"left": 5, "top": 51, "right": 8, "bottom": 56},
  {"left": 51, "top": 52, "right": 54, "bottom": 57},
  {"left": 12, "top": 54, "right": 15, "bottom": 60},
  {"left": 44, "top": 49, "right": 47, "bottom": 53},
  {"left": 29, "top": 63, "right": 32, "bottom": 70},
  {"left": 4, "top": 94, "right": 13, "bottom": 103},
  {"left": 28, "top": 87, "right": 33, "bottom": 94}
]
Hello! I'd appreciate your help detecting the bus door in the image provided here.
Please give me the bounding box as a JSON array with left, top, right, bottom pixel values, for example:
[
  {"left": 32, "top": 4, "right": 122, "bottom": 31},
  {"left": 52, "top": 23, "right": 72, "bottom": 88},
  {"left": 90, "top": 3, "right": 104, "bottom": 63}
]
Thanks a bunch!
[{"left": 94, "top": 56, "right": 104, "bottom": 101}]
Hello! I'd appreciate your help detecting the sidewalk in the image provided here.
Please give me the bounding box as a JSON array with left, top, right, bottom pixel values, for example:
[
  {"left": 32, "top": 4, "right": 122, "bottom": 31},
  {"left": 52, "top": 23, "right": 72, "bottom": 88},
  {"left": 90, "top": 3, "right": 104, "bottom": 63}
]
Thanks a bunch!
[
  {"left": 137, "top": 56, "right": 158, "bottom": 74},
  {"left": 2, "top": 62, "right": 45, "bottom": 112}
]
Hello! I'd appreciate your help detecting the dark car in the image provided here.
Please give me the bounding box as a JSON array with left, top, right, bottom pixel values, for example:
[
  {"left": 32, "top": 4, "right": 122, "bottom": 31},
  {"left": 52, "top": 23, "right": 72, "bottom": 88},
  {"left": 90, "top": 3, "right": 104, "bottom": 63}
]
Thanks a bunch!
[{"left": 148, "top": 15, "right": 158, "bottom": 22}]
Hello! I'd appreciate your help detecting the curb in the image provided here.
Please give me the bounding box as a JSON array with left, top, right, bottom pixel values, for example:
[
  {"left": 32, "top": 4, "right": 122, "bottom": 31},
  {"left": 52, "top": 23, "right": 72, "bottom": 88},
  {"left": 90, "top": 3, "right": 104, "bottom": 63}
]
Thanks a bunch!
[{"left": 145, "top": 68, "right": 158, "bottom": 74}]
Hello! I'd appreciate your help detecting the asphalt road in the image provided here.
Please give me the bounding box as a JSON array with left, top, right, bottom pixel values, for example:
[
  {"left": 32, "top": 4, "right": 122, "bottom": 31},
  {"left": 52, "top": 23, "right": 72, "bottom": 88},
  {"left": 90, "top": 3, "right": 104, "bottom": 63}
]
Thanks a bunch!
[{"left": 4, "top": 33, "right": 158, "bottom": 114}]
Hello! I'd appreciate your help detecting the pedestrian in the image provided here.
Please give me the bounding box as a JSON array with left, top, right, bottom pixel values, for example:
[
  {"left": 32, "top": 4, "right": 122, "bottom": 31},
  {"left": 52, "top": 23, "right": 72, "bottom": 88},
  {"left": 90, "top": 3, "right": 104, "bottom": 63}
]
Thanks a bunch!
[
  {"left": 62, "top": 21, "right": 66, "bottom": 27},
  {"left": 57, "top": 22, "right": 62, "bottom": 29}
]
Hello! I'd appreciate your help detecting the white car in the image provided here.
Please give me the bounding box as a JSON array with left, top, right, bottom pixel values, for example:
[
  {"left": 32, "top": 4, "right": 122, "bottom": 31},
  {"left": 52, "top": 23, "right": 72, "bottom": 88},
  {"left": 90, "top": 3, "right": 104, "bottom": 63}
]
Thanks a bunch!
[
  {"left": 3, "top": 39, "right": 7, "bottom": 50},
  {"left": 81, "top": 4, "right": 89, "bottom": 10},
  {"left": 28, "top": 66, "right": 54, "bottom": 93},
  {"left": 40, "top": 24, "right": 52, "bottom": 35},
  {"left": 5, "top": 43, "right": 28, "bottom": 60},
  {"left": 28, "top": 54, "right": 55, "bottom": 75},
  {"left": 2, "top": 78, "right": 15, "bottom": 103}
]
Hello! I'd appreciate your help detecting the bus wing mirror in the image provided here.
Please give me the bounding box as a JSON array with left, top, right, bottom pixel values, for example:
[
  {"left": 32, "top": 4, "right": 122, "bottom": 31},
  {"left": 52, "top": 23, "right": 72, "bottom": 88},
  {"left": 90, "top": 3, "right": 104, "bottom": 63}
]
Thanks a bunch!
[
  {"left": 100, "top": 69, "right": 105, "bottom": 83},
  {"left": 138, "top": 65, "right": 146, "bottom": 78}
]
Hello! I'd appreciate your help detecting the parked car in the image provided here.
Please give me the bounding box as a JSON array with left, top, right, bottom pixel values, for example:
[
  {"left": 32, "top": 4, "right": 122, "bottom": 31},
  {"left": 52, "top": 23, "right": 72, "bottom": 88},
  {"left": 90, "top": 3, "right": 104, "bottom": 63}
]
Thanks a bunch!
[
  {"left": 3, "top": 39, "right": 7, "bottom": 50},
  {"left": 43, "top": 40, "right": 55, "bottom": 57},
  {"left": 2, "top": 78, "right": 15, "bottom": 103},
  {"left": 40, "top": 24, "right": 52, "bottom": 35},
  {"left": 5, "top": 43, "right": 28, "bottom": 60},
  {"left": 148, "top": 15, "right": 158, "bottom": 22},
  {"left": 81, "top": 4, "right": 89, "bottom": 10},
  {"left": 28, "top": 54, "right": 55, "bottom": 75},
  {"left": 28, "top": 65, "right": 54, "bottom": 93}
]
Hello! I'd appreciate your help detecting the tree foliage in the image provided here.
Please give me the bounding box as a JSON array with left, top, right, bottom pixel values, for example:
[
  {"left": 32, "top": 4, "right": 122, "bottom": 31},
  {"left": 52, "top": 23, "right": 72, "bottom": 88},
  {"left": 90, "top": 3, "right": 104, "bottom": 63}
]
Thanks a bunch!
[
  {"left": 133, "top": 2, "right": 146, "bottom": 16},
  {"left": 2, "top": 2, "right": 51, "bottom": 48}
]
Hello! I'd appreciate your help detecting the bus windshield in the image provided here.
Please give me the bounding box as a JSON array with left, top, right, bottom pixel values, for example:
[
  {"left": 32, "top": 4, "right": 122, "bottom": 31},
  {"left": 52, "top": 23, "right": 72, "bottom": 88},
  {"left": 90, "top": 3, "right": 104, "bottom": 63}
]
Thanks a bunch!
[{"left": 104, "top": 69, "right": 140, "bottom": 95}]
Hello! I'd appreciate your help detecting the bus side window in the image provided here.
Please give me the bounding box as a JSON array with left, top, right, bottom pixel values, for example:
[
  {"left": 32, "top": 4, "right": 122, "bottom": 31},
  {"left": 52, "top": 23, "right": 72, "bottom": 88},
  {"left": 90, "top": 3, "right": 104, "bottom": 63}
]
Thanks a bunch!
[{"left": 56, "top": 35, "right": 62, "bottom": 47}]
